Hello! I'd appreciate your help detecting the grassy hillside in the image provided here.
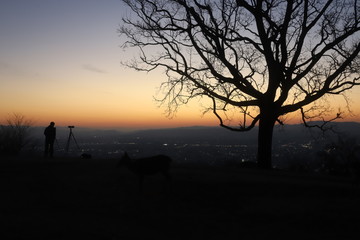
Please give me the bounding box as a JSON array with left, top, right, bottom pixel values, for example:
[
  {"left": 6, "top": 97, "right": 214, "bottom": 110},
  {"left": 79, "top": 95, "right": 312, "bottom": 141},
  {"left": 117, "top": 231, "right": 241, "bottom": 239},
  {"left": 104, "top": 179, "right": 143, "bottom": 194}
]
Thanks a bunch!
[{"left": 1, "top": 156, "right": 359, "bottom": 239}]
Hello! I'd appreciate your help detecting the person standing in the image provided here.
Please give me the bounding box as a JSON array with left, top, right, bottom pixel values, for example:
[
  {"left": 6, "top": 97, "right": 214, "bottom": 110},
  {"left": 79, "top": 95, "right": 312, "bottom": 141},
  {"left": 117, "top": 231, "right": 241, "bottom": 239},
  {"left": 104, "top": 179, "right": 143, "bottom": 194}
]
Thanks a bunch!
[{"left": 44, "top": 122, "right": 56, "bottom": 158}]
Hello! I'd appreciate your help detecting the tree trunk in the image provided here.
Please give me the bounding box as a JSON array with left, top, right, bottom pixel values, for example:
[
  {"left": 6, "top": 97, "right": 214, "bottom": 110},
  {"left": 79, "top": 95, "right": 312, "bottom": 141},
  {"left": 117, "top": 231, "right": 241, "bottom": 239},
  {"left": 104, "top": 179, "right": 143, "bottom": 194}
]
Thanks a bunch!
[{"left": 257, "top": 113, "right": 276, "bottom": 169}]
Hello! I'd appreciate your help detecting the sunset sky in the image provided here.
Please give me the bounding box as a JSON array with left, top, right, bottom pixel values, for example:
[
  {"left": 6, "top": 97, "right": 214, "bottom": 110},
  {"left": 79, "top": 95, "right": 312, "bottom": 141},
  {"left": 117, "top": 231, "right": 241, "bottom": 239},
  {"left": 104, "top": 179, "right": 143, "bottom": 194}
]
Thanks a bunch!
[{"left": 1, "top": 0, "right": 360, "bottom": 130}]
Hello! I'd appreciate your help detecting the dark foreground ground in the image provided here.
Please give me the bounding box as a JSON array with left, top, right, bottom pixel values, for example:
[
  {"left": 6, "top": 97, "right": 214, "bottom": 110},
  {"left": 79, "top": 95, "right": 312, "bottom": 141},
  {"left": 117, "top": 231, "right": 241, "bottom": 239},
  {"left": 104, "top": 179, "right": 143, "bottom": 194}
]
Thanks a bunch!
[{"left": 0, "top": 156, "right": 360, "bottom": 240}]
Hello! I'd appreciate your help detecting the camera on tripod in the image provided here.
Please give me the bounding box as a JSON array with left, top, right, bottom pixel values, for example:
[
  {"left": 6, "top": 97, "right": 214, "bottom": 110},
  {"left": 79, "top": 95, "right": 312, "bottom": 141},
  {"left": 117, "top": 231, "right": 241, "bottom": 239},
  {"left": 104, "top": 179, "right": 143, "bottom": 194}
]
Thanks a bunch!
[{"left": 68, "top": 126, "right": 75, "bottom": 129}]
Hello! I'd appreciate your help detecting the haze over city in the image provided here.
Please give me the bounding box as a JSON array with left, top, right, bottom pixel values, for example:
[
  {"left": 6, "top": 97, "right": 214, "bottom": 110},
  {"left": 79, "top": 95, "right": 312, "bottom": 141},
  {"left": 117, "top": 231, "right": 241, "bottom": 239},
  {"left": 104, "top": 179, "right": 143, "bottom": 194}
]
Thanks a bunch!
[{"left": 1, "top": 0, "right": 360, "bottom": 130}]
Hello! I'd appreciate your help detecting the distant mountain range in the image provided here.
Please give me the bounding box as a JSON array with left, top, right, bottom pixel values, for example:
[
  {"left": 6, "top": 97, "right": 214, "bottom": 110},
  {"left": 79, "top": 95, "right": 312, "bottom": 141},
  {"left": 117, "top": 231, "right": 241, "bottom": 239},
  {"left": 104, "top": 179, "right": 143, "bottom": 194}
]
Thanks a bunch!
[{"left": 30, "top": 121, "right": 360, "bottom": 145}]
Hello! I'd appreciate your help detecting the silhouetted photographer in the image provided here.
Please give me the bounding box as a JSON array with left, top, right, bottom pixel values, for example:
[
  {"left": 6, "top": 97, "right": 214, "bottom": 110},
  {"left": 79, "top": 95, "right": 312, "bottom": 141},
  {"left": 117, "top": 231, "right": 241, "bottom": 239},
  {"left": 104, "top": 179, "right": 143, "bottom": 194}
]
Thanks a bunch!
[{"left": 44, "top": 121, "right": 56, "bottom": 158}]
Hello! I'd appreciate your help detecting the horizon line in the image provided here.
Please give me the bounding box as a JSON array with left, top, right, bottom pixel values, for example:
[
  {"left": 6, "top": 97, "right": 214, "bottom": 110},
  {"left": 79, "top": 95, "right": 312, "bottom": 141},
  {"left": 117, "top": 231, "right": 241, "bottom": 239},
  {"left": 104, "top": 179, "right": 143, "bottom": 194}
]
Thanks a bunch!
[{"left": 29, "top": 120, "right": 360, "bottom": 132}]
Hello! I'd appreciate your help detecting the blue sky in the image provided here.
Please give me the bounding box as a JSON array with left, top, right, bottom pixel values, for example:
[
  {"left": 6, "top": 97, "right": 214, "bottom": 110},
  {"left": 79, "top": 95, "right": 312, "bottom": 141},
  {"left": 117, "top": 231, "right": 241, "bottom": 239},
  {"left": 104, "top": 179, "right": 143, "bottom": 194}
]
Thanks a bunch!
[{"left": 0, "top": 0, "right": 214, "bottom": 129}]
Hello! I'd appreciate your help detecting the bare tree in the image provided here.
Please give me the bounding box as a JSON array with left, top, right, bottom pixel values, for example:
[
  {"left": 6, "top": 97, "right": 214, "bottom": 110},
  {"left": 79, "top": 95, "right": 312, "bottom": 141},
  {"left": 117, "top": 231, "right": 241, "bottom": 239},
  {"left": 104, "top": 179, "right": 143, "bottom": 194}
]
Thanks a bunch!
[
  {"left": 0, "top": 113, "right": 33, "bottom": 155},
  {"left": 119, "top": 0, "right": 360, "bottom": 169}
]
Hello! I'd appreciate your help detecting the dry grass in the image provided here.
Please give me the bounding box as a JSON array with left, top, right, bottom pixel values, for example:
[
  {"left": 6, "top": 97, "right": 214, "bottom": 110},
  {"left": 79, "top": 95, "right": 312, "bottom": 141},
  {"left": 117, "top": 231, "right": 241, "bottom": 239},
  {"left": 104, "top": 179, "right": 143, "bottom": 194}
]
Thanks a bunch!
[{"left": 0, "top": 156, "right": 359, "bottom": 239}]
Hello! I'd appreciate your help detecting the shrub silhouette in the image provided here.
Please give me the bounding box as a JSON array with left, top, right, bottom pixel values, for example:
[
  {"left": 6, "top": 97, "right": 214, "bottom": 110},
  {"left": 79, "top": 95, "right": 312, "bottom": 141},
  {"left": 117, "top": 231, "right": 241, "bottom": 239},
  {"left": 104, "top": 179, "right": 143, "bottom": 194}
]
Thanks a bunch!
[
  {"left": 318, "top": 136, "right": 360, "bottom": 176},
  {"left": 0, "top": 113, "right": 33, "bottom": 156}
]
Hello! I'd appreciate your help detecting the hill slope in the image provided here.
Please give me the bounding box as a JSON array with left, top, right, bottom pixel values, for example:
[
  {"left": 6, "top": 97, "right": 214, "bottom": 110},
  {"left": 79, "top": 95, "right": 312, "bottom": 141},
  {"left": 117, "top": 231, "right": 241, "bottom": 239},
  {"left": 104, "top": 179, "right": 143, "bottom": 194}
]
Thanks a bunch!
[{"left": 1, "top": 157, "right": 360, "bottom": 239}]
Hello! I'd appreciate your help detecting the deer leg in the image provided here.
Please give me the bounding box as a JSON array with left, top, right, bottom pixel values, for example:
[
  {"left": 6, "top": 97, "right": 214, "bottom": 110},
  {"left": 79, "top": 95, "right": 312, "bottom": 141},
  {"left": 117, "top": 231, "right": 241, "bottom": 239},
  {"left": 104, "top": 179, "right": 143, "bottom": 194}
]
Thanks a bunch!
[
  {"left": 138, "top": 174, "right": 144, "bottom": 192},
  {"left": 162, "top": 171, "right": 172, "bottom": 193}
]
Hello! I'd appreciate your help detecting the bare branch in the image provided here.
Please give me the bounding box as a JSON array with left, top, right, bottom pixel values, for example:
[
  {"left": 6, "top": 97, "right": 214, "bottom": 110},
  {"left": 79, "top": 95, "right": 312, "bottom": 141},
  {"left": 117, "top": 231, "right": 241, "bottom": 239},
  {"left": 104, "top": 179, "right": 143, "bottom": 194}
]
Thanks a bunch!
[
  {"left": 210, "top": 95, "right": 260, "bottom": 131},
  {"left": 300, "top": 106, "right": 343, "bottom": 132}
]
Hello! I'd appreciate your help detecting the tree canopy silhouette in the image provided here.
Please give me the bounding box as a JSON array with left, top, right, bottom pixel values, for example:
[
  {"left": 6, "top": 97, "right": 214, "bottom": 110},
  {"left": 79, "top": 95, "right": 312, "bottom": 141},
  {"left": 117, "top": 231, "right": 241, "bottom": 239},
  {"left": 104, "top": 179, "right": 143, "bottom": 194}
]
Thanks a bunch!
[{"left": 119, "top": 0, "right": 360, "bottom": 169}]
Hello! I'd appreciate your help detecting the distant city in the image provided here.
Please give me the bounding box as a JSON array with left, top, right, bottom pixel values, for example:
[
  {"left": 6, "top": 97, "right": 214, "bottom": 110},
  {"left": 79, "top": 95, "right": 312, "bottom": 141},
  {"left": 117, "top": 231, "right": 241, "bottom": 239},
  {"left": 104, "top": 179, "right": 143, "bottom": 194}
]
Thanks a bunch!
[{"left": 26, "top": 122, "right": 360, "bottom": 170}]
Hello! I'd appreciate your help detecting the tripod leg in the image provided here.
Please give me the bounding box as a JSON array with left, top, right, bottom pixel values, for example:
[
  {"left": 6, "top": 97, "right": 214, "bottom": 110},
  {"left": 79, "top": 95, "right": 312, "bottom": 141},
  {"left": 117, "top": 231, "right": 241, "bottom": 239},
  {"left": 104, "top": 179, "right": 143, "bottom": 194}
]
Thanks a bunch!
[
  {"left": 66, "top": 132, "right": 72, "bottom": 152},
  {"left": 71, "top": 132, "right": 80, "bottom": 150}
]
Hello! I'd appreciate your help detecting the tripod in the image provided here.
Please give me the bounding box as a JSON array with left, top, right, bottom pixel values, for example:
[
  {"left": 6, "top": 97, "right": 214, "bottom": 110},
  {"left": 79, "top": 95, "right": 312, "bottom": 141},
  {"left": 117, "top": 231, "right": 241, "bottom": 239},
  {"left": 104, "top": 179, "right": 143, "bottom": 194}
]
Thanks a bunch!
[{"left": 65, "top": 126, "right": 80, "bottom": 152}]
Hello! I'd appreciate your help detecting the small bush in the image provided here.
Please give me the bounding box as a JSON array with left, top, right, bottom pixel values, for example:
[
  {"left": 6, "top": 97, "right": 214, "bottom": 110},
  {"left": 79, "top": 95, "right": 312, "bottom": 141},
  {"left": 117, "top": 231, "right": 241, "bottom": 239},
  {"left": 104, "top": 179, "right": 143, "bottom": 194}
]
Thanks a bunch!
[{"left": 0, "top": 113, "right": 33, "bottom": 156}]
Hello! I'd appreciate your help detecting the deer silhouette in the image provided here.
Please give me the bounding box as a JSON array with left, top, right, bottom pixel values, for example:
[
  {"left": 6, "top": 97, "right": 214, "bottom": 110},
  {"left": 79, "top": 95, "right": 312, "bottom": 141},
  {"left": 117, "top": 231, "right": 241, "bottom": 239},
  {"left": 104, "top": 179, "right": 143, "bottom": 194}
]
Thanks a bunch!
[{"left": 117, "top": 152, "right": 172, "bottom": 192}]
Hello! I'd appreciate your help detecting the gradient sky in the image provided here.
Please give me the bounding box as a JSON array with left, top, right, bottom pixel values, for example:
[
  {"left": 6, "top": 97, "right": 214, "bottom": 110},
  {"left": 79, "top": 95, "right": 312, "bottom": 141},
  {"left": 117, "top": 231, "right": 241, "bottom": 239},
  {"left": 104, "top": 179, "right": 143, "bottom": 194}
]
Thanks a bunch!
[{"left": 1, "top": 0, "right": 360, "bottom": 130}]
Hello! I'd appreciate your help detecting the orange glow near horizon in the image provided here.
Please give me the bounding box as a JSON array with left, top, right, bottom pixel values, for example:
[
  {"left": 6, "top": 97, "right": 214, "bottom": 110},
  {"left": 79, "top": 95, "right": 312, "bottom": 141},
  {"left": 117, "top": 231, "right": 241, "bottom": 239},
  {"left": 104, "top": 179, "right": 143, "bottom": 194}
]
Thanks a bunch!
[
  {"left": 10, "top": 104, "right": 219, "bottom": 129},
  {"left": 1, "top": 63, "right": 360, "bottom": 129},
  {"left": 2, "top": 93, "right": 359, "bottom": 130}
]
